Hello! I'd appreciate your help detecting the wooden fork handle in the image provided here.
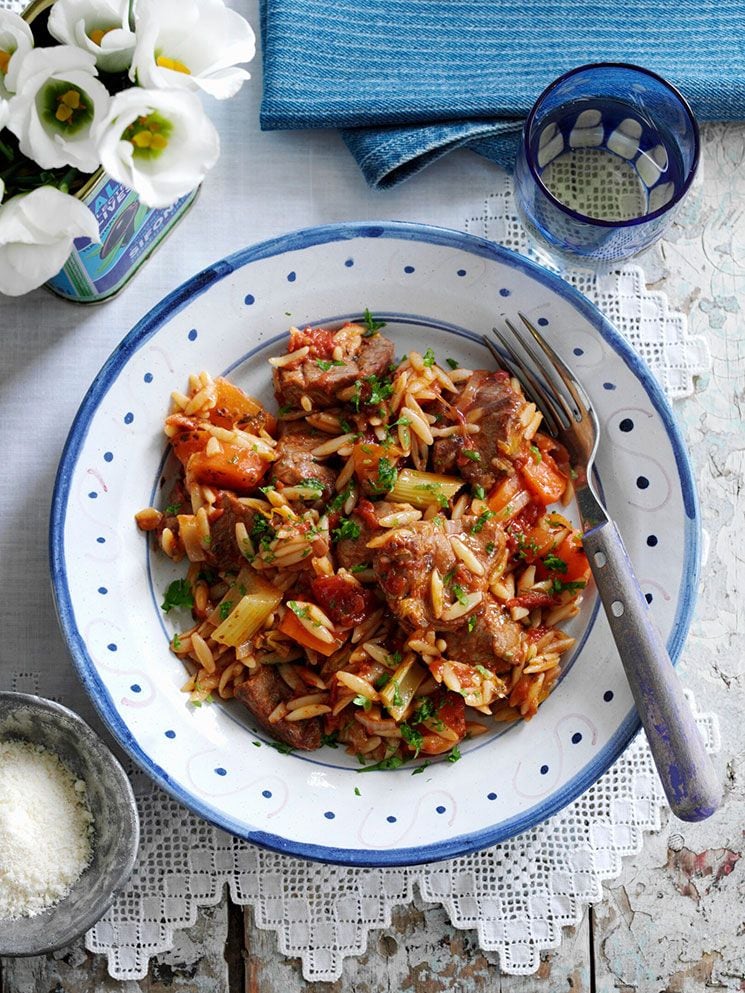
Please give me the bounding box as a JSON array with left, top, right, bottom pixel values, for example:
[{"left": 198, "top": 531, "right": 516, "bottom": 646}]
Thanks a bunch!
[{"left": 582, "top": 520, "right": 723, "bottom": 822}]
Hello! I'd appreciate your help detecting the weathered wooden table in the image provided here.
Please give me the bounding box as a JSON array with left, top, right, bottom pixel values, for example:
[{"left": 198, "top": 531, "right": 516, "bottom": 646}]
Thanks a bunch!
[{"left": 2, "top": 122, "right": 743, "bottom": 993}]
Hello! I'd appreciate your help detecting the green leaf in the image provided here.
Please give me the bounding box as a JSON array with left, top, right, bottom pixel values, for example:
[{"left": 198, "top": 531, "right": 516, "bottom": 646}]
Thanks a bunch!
[
  {"left": 358, "top": 755, "right": 405, "bottom": 772},
  {"left": 470, "top": 509, "right": 495, "bottom": 534},
  {"left": 316, "top": 358, "right": 346, "bottom": 371},
  {"left": 332, "top": 517, "right": 362, "bottom": 542},
  {"left": 422, "top": 347, "right": 436, "bottom": 367},
  {"left": 400, "top": 723, "right": 424, "bottom": 757},
  {"left": 362, "top": 307, "right": 386, "bottom": 336},
  {"left": 446, "top": 358, "right": 460, "bottom": 370},
  {"left": 411, "top": 761, "right": 432, "bottom": 775},
  {"left": 446, "top": 745, "right": 461, "bottom": 763},
  {"left": 161, "top": 579, "right": 194, "bottom": 613},
  {"left": 218, "top": 600, "right": 234, "bottom": 620},
  {"left": 268, "top": 741, "right": 295, "bottom": 755}
]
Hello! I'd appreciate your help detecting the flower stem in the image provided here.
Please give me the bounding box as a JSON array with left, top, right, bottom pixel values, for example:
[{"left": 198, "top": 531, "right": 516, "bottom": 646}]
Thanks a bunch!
[{"left": 57, "top": 167, "right": 80, "bottom": 194}]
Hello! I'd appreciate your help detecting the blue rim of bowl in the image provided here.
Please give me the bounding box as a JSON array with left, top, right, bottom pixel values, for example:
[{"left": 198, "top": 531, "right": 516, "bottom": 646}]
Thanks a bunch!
[
  {"left": 49, "top": 220, "right": 700, "bottom": 867},
  {"left": 522, "top": 62, "right": 701, "bottom": 229}
]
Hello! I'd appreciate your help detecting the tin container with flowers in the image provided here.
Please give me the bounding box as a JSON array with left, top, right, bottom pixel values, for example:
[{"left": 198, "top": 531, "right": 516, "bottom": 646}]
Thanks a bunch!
[{"left": 0, "top": 0, "right": 255, "bottom": 300}]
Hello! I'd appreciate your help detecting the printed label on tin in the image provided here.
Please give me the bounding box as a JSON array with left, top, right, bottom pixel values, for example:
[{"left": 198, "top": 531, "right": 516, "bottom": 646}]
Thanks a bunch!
[{"left": 46, "top": 173, "right": 197, "bottom": 302}]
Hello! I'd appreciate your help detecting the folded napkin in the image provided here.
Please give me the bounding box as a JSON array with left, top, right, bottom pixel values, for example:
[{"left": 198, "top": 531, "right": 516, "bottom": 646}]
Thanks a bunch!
[{"left": 260, "top": 0, "right": 745, "bottom": 189}]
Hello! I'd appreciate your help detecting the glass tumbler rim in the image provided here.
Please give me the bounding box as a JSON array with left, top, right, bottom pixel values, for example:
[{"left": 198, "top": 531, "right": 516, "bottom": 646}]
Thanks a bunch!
[{"left": 522, "top": 61, "right": 701, "bottom": 231}]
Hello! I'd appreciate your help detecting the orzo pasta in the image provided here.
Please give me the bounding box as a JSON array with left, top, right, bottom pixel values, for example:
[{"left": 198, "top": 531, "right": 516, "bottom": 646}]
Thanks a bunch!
[{"left": 136, "top": 315, "right": 592, "bottom": 768}]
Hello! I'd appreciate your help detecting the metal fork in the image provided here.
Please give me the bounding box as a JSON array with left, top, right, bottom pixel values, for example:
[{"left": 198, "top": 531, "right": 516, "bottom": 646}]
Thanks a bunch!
[{"left": 484, "top": 314, "right": 722, "bottom": 822}]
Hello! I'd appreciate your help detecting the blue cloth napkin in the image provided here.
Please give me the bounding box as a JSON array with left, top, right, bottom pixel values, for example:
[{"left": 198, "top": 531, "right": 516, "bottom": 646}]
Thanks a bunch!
[{"left": 260, "top": 0, "right": 745, "bottom": 189}]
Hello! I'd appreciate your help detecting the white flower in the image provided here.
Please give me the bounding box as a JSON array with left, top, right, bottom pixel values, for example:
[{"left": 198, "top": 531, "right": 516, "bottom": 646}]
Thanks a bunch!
[
  {"left": 48, "top": 0, "right": 136, "bottom": 74},
  {"left": 6, "top": 45, "right": 110, "bottom": 173},
  {"left": 94, "top": 87, "right": 220, "bottom": 208},
  {"left": 131, "top": 0, "right": 255, "bottom": 100},
  {"left": 0, "top": 10, "right": 34, "bottom": 97},
  {"left": 0, "top": 186, "right": 99, "bottom": 296}
]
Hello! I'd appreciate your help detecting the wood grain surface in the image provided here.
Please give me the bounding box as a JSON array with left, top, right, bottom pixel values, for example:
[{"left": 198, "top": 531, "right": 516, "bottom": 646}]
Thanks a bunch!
[{"left": 2, "top": 121, "right": 743, "bottom": 993}]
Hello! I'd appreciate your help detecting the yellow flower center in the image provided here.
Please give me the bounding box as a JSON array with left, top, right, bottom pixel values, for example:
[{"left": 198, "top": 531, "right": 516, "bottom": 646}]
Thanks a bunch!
[
  {"left": 0, "top": 49, "right": 11, "bottom": 75},
  {"left": 88, "top": 27, "right": 114, "bottom": 46},
  {"left": 156, "top": 54, "right": 191, "bottom": 75},
  {"left": 128, "top": 114, "right": 169, "bottom": 151},
  {"left": 55, "top": 88, "right": 83, "bottom": 124}
]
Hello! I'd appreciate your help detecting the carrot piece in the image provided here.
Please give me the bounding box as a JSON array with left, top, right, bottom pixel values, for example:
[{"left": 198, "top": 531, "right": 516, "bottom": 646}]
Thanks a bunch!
[
  {"left": 486, "top": 473, "right": 521, "bottom": 513},
  {"left": 209, "top": 378, "right": 264, "bottom": 429},
  {"left": 518, "top": 449, "right": 567, "bottom": 505},
  {"left": 555, "top": 531, "right": 591, "bottom": 584},
  {"left": 278, "top": 610, "right": 345, "bottom": 657},
  {"left": 188, "top": 444, "right": 269, "bottom": 493},
  {"left": 170, "top": 419, "right": 211, "bottom": 467}
]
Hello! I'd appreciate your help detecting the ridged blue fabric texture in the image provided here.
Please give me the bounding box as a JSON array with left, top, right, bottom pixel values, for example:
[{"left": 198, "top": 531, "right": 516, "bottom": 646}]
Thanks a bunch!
[{"left": 259, "top": 0, "right": 745, "bottom": 189}]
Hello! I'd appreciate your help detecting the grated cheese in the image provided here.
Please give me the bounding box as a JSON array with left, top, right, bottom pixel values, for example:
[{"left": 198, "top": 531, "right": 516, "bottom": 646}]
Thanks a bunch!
[{"left": 0, "top": 739, "right": 94, "bottom": 919}]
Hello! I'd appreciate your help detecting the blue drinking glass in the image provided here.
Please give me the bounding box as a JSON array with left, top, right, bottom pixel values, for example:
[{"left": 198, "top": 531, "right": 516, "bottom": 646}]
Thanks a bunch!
[{"left": 514, "top": 63, "right": 700, "bottom": 266}]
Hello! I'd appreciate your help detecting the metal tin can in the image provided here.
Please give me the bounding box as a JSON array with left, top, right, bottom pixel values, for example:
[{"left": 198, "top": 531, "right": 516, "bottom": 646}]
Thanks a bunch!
[
  {"left": 45, "top": 174, "right": 199, "bottom": 303},
  {"left": 22, "top": 0, "right": 199, "bottom": 303}
]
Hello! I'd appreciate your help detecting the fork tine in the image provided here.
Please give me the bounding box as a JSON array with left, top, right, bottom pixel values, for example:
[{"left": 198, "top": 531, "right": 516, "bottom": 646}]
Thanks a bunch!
[
  {"left": 492, "top": 322, "right": 562, "bottom": 435},
  {"left": 503, "top": 318, "right": 576, "bottom": 429},
  {"left": 517, "top": 313, "right": 593, "bottom": 420}
]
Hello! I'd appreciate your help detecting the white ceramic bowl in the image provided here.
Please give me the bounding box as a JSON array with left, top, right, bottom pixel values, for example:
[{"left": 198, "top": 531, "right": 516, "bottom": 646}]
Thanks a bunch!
[{"left": 50, "top": 222, "right": 698, "bottom": 865}]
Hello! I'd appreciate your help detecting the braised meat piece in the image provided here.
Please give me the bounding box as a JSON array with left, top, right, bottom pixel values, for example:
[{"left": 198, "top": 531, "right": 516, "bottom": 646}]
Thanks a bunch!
[
  {"left": 273, "top": 323, "right": 395, "bottom": 410},
  {"left": 444, "top": 598, "right": 525, "bottom": 672},
  {"left": 334, "top": 499, "right": 400, "bottom": 571},
  {"left": 270, "top": 421, "right": 336, "bottom": 501},
  {"left": 235, "top": 666, "right": 322, "bottom": 750},
  {"left": 432, "top": 370, "right": 525, "bottom": 491},
  {"left": 209, "top": 492, "right": 255, "bottom": 573},
  {"left": 373, "top": 516, "right": 506, "bottom": 632}
]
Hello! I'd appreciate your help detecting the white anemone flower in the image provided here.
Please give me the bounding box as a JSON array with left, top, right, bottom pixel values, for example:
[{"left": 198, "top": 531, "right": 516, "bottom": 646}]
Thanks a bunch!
[
  {"left": 48, "top": 0, "right": 136, "bottom": 74},
  {"left": 0, "top": 10, "right": 34, "bottom": 97},
  {"left": 94, "top": 87, "right": 220, "bottom": 208},
  {"left": 6, "top": 45, "right": 110, "bottom": 173},
  {"left": 0, "top": 186, "right": 99, "bottom": 297},
  {"left": 131, "top": 0, "right": 255, "bottom": 100}
]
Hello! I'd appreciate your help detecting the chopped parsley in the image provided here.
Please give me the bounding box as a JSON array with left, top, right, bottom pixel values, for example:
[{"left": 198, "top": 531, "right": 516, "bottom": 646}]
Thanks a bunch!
[
  {"left": 530, "top": 444, "right": 542, "bottom": 462},
  {"left": 446, "top": 358, "right": 460, "bottom": 370},
  {"left": 362, "top": 307, "right": 386, "bottom": 336},
  {"left": 543, "top": 553, "right": 568, "bottom": 573},
  {"left": 451, "top": 584, "right": 468, "bottom": 605},
  {"left": 250, "top": 515, "right": 276, "bottom": 550},
  {"left": 320, "top": 731, "right": 339, "bottom": 748},
  {"left": 372, "top": 457, "right": 398, "bottom": 495},
  {"left": 316, "top": 358, "right": 345, "bottom": 371},
  {"left": 161, "top": 579, "right": 194, "bottom": 613},
  {"left": 354, "top": 786, "right": 362, "bottom": 796},
  {"left": 252, "top": 740, "right": 261, "bottom": 747},
  {"left": 268, "top": 741, "right": 295, "bottom": 755},
  {"left": 374, "top": 672, "right": 391, "bottom": 689},
  {"left": 471, "top": 509, "right": 495, "bottom": 534},
  {"left": 171, "top": 633, "right": 182, "bottom": 650},
  {"left": 446, "top": 745, "right": 462, "bottom": 763},
  {"left": 411, "top": 697, "right": 436, "bottom": 725},
  {"left": 358, "top": 754, "right": 405, "bottom": 772},
  {"left": 218, "top": 600, "right": 234, "bottom": 620},
  {"left": 472, "top": 485, "right": 485, "bottom": 500},
  {"left": 570, "top": 467, "right": 579, "bottom": 480},
  {"left": 350, "top": 562, "right": 370, "bottom": 573},
  {"left": 191, "top": 693, "right": 214, "bottom": 708},
  {"left": 390, "top": 680, "right": 403, "bottom": 708},
  {"left": 550, "top": 578, "right": 587, "bottom": 595},
  {"left": 287, "top": 601, "right": 311, "bottom": 620},
  {"left": 412, "top": 760, "right": 432, "bottom": 775},
  {"left": 332, "top": 517, "right": 361, "bottom": 542},
  {"left": 351, "top": 374, "right": 393, "bottom": 412},
  {"left": 353, "top": 694, "right": 372, "bottom": 711},
  {"left": 485, "top": 541, "right": 495, "bottom": 554},
  {"left": 328, "top": 486, "right": 352, "bottom": 512},
  {"left": 299, "top": 477, "right": 324, "bottom": 492},
  {"left": 164, "top": 502, "right": 181, "bottom": 515},
  {"left": 467, "top": 615, "right": 477, "bottom": 633},
  {"left": 422, "top": 347, "right": 436, "bottom": 367},
  {"left": 400, "top": 723, "right": 424, "bottom": 757},
  {"left": 475, "top": 665, "right": 492, "bottom": 679},
  {"left": 514, "top": 532, "right": 538, "bottom": 559},
  {"left": 278, "top": 404, "right": 295, "bottom": 416},
  {"left": 463, "top": 449, "right": 482, "bottom": 463}
]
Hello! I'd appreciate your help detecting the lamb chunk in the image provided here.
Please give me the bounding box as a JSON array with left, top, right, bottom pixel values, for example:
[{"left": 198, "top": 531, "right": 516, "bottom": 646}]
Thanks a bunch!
[
  {"left": 444, "top": 598, "right": 525, "bottom": 672},
  {"left": 209, "top": 492, "right": 255, "bottom": 573},
  {"left": 235, "top": 666, "right": 322, "bottom": 750},
  {"left": 432, "top": 370, "right": 526, "bottom": 491},
  {"left": 270, "top": 421, "right": 336, "bottom": 501},
  {"left": 372, "top": 515, "right": 506, "bottom": 632},
  {"left": 273, "top": 323, "right": 395, "bottom": 410},
  {"left": 334, "top": 499, "right": 400, "bottom": 571}
]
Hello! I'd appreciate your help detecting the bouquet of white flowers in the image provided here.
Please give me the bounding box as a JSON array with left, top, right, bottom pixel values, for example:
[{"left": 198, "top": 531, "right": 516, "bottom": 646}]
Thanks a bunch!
[{"left": 0, "top": 0, "right": 255, "bottom": 296}]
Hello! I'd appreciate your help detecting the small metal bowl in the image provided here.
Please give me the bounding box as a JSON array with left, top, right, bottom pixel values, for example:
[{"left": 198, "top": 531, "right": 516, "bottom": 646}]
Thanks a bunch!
[{"left": 0, "top": 692, "right": 139, "bottom": 956}]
